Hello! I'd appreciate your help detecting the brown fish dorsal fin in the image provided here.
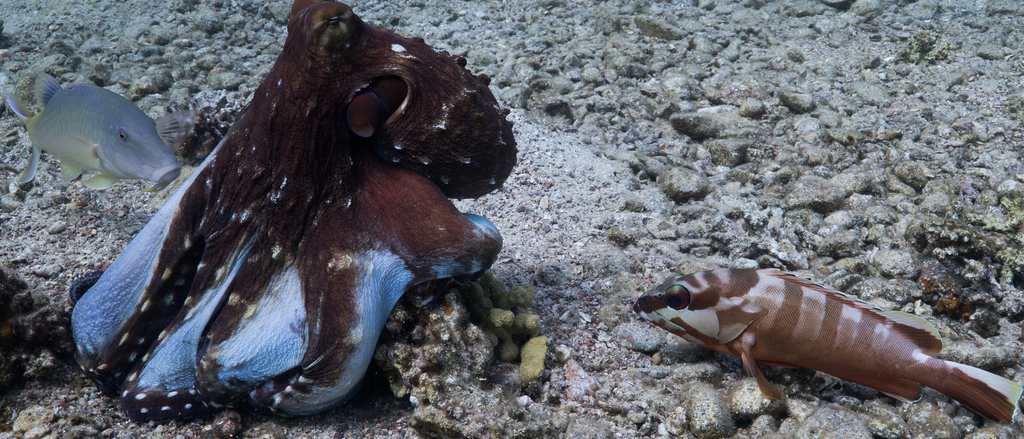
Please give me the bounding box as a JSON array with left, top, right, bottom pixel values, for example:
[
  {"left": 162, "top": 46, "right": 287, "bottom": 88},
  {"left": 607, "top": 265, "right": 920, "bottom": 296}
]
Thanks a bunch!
[
  {"left": 767, "top": 271, "right": 943, "bottom": 355},
  {"left": 33, "top": 74, "right": 63, "bottom": 108}
]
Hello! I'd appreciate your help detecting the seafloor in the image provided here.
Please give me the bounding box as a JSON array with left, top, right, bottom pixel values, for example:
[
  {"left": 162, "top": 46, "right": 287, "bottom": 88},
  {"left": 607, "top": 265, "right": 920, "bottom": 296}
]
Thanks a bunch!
[{"left": 1, "top": 0, "right": 1023, "bottom": 438}]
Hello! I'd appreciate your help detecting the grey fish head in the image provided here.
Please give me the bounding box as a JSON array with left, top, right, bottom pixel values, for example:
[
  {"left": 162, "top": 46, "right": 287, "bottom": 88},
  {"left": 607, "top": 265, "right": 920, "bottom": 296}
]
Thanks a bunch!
[{"left": 96, "top": 109, "right": 182, "bottom": 185}]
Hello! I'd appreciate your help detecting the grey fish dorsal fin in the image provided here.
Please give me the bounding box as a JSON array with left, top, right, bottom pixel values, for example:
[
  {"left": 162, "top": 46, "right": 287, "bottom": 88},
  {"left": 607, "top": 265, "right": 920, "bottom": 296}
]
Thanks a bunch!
[
  {"left": 155, "top": 110, "right": 198, "bottom": 151},
  {"left": 33, "top": 74, "right": 63, "bottom": 108}
]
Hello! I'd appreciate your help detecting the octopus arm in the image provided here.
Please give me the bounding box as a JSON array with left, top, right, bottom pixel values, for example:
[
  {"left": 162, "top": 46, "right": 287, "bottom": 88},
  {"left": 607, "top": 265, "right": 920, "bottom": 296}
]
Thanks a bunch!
[{"left": 71, "top": 148, "right": 217, "bottom": 392}]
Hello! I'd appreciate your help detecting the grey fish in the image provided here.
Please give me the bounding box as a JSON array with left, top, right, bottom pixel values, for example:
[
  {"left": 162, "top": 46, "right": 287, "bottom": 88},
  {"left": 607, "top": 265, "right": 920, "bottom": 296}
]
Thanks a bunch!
[{"left": 6, "top": 74, "right": 195, "bottom": 191}]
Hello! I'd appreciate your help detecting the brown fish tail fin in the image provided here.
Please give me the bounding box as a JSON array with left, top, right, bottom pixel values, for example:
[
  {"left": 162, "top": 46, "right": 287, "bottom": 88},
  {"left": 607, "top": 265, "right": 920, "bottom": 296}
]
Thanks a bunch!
[
  {"left": 739, "top": 339, "right": 783, "bottom": 400},
  {"left": 927, "top": 360, "right": 1022, "bottom": 422}
]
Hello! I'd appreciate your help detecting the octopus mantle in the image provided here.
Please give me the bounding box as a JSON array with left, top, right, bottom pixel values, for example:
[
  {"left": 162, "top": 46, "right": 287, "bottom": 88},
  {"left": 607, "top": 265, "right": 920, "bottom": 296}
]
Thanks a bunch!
[{"left": 70, "top": 0, "right": 516, "bottom": 422}]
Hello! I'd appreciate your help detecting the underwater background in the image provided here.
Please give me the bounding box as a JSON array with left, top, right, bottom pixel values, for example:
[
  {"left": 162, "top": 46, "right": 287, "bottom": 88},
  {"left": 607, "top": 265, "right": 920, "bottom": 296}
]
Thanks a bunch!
[{"left": 0, "top": 0, "right": 1022, "bottom": 437}]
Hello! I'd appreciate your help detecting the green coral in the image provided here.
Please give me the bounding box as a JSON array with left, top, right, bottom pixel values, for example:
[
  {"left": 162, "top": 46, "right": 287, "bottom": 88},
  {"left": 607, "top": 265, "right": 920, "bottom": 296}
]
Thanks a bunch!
[
  {"left": 903, "top": 31, "right": 951, "bottom": 64},
  {"left": 519, "top": 336, "right": 549, "bottom": 383},
  {"left": 459, "top": 272, "right": 543, "bottom": 364}
]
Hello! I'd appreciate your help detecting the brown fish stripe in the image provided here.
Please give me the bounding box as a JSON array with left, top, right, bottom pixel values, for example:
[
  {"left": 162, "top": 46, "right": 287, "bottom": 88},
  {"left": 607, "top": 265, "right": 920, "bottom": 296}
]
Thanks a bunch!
[{"left": 634, "top": 268, "right": 1023, "bottom": 422}]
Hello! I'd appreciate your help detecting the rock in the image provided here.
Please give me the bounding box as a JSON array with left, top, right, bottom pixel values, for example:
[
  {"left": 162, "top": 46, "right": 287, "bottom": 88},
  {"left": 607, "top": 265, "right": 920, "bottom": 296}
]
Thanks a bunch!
[
  {"left": 965, "top": 424, "right": 1019, "bottom": 439},
  {"left": 614, "top": 322, "right": 667, "bottom": 354},
  {"left": 581, "top": 66, "right": 605, "bottom": 85},
  {"left": 785, "top": 176, "right": 846, "bottom": 213},
  {"left": 779, "top": 87, "right": 815, "bottom": 114},
  {"left": 564, "top": 359, "right": 597, "bottom": 400},
  {"left": 872, "top": 249, "right": 918, "bottom": 279},
  {"left": 12, "top": 406, "right": 52, "bottom": 433},
  {"left": 658, "top": 167, "right": 710, "bottom": 203},
  {"left": 685, "top": 383, "right": 735, "bottom": 439},
  {"left": 660, "top": 339, "right": 714, "bottom": 364}
]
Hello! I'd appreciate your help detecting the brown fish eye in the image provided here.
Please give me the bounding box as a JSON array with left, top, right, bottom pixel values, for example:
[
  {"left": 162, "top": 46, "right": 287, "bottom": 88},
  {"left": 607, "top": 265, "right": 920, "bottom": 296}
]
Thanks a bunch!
[
  {"left": 664, "top": 285, "right": 690, "bottom": 310},
  {"left": 327, "top": 16, "right": 342, "bottom": 25}
]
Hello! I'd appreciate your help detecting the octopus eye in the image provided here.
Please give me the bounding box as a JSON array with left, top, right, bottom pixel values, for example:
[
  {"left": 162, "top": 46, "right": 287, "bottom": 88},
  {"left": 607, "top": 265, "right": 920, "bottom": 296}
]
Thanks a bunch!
[
  {"left": 309, "top": 4, "right": 354, "bottom": 53},
  {"left": 664, "top": 285, "right": 690, "bottom": 310}
]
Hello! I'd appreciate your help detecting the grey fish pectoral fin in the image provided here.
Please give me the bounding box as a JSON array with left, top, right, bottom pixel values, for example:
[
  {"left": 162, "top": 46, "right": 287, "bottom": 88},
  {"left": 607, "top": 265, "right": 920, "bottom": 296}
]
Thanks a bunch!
[
  {"left": 16, "top": 147, "right": 40, "bottom": 184},
  {"left": 739, "top": 338, "right": 783, "bottom": 400}
]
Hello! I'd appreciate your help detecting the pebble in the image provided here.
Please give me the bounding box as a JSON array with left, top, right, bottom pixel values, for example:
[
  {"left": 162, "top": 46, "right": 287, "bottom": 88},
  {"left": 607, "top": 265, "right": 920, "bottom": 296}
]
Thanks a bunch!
[
  {"left": 634, "top": 16, "right": 683, "bottom": 40},
  {"left": 614, "top": 322, "right": 667, "bottom": 354},
  {"left": 707, "top": 139, "right": 749, "bottom": 167},
  {"left": 728, "top": 378, "right": 785, "bottom": 421},
  {"left": 864, "top": 400, "right": 906, "bottom": 439},
  {"left": 872, "top": 249, "right": 919, "bottom": 279},
  {"left": 12, "top": 406, "right": 51, "bottom": 434},
  {"left": 669, "top": 112, "right": 726, "bottom": 140},
  {"left": 779, "top": 88, "right": 815, "bottom": 114},
  {"left": 684, "top": 383, "right": 735, "bottom": 439},
  {"left": 657, "top": 167, "right": 710, "bottom": 203},
  {"left": 793, "top": 405, "right": 871, "bottom": 439},
  {"left": 785, "top": 176, "right": 846, "bottom": 213},
  {"left": 207, "top": 71, "right": 245, "bottom": 90},
  {"left": 818, "top": 229, "right": 861, "bottom": 258}
]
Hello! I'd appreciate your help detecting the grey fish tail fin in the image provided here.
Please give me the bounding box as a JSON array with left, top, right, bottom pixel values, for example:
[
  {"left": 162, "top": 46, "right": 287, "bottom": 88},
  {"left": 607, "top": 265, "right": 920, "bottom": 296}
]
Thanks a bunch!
[
  {"left": 33, "top": 74, "right": 63, "bottom": 108},
  {"left": 6, "top": 93, "right": 31, "bottom": 119},
  {"left": 930, "top": 360, "right": 1022, "bottom": 422},
  {"left": 6, "top": 93, "right": 40, "bottom": 183}
]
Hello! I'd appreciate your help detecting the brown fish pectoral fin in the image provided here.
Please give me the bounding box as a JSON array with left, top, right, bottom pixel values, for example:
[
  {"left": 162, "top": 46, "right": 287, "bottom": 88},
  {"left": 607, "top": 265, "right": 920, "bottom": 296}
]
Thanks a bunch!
[{"left": 739, "top": 339, "right": 783, "bottom": 400}]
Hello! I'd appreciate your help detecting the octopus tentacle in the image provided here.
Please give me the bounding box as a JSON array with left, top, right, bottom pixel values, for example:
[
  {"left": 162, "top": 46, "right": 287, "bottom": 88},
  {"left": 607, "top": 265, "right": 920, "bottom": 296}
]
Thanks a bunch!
[
  {"left": 118, "top": 237, "right": 255, "bottom": 421},
  {"left": 71, "top": 150, "right": 216, "bottom": 392}
]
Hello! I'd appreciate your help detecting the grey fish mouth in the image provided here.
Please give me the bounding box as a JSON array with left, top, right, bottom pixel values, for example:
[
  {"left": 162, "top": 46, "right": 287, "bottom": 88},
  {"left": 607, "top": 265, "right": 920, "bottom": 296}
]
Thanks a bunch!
[{"left": 153, "top": 164, "right": 182, "bottom": 187}]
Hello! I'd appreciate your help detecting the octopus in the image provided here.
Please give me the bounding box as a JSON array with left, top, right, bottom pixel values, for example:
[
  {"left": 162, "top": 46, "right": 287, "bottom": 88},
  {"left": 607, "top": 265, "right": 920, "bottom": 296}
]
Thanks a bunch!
[{"left": 70, "top": 0, "right": 516, "bottom": 422}]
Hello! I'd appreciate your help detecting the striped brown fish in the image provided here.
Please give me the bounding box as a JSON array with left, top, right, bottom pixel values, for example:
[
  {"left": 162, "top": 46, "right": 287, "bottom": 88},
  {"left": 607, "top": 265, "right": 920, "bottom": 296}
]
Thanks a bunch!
[{"left": 633, "top": 268, "right": 1022, "bottom": 422}]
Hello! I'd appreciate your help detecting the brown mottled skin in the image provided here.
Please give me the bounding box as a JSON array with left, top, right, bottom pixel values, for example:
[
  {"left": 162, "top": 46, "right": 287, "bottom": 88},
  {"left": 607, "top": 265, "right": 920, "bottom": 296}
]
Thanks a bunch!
[{"left": 71, "top": 0, "right": 516, "bottom": 422}]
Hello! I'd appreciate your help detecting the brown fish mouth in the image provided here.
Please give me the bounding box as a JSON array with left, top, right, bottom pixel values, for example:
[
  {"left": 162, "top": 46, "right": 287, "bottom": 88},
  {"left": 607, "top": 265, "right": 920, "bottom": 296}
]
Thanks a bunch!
[{"left": 632, "top": 295, "right": 659, "bottom": 316}]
